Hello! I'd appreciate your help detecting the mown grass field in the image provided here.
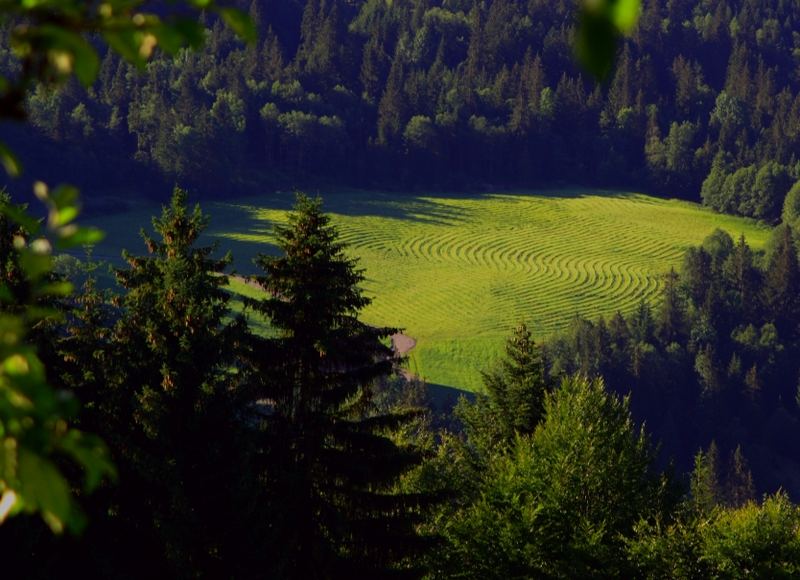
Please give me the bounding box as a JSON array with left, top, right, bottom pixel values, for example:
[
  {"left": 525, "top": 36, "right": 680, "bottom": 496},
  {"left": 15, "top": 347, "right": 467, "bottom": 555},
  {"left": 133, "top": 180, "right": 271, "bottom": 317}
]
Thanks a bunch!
[{"left": 86, "top": 189, "right": 771, "bottom": 392}]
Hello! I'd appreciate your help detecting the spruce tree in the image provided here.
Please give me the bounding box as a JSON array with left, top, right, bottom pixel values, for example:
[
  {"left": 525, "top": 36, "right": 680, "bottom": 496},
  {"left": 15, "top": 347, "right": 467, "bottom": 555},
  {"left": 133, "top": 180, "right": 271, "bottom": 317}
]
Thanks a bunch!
[
  {"left": 656, "top": 268, "right": 686, "bottom": 345},
  {"left": 725, "top": 445, "right": 755, "bottom": 507},
  {"left": 723, "top": 235, "right": 761, "bottom": 323},
  {"left": 764, "top": 225, "right": 800, "bottom": 337},
  {"left": 691, "top": 441, "right": 721, "bottom": 513},
  {"left": 106, "top": 187, "right": 252, "bottom": 575},
  {"left": 248, "top": 194, "right": 429, "bottom": 578},
  {"left": 460, "top": 323, "right": 548, "bottom": 453}
]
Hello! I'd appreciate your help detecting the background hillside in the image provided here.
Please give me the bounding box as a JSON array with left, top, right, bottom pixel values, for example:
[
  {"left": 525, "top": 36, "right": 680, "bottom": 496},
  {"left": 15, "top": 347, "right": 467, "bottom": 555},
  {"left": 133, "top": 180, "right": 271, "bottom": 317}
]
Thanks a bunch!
[{"left": 3, "top": 0, "right": 800, "bottom": 221}]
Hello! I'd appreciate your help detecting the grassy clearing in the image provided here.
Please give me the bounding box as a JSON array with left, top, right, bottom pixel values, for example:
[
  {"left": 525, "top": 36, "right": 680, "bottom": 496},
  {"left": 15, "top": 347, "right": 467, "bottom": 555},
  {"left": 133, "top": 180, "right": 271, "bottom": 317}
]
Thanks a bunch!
[{"left": 85, "top": 188, "right": 771, "bottom": 392}]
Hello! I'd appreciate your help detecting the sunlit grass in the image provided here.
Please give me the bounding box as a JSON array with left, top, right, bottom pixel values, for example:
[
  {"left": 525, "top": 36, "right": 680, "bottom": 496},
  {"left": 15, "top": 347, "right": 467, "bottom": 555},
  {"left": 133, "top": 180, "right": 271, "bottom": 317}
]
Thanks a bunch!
[{"left": 88, "top": 188, "right": 771, "bottom": 392}]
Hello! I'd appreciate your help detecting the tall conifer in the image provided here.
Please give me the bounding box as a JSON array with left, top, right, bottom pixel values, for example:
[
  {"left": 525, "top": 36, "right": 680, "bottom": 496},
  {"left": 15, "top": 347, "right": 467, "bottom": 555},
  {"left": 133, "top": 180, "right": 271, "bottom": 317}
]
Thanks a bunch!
[
  {"left": 248, "top": 194, "right": 429, "bottom": 577},
  {"left": 107, "top": 187, "right": 251, "bottom": 575}
]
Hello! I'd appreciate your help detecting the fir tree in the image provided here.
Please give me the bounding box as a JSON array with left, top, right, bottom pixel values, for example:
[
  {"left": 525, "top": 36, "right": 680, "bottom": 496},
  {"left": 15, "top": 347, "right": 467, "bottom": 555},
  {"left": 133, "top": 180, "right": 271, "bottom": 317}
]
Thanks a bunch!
[
  {"left": 459, "top": 322, "right": 548, "bottom": 454},
  {"left": 725, "top": 445, "right": 755, "bottom": 508},
  {"left": 764, "top": 225, "right": 800, "bottom": 337},
  {"left": 657, "top": 268, "right": 686, "bottom": 345},
  {"left": 691, "top": 441, "right": 721, "bottom": 513},
  {"left": 248, "top": 194, "right": 430, "bottom": 577},
  {"left": 377, "top": 51, "right": 407, "bottom": 145},
  {"left": 107, "top": 187, "right": 252, "bottom": 576},
  {"left": 724, "top": 235, "right": 761, "bottom": 323}
]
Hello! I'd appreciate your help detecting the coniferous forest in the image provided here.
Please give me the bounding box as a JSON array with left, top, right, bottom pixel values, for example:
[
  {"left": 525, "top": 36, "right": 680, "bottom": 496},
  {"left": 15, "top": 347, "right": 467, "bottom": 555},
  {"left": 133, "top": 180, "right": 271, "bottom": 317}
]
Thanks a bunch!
[
  {"left": 4, "top": 0, "right": 800, "bottom": 578},
  {"left": 3, "top": 0, "right": 800, "bottom": 218}
]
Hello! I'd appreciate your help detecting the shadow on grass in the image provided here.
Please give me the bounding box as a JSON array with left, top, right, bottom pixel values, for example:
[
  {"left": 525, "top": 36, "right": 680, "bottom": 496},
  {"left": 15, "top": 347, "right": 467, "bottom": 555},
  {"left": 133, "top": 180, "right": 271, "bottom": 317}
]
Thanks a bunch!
[
  {"left": 201, "top": 186, "right": 646, "bottom": 274},
  {"left": 426, "top": 382, "right": 474, "bottom": 411}
]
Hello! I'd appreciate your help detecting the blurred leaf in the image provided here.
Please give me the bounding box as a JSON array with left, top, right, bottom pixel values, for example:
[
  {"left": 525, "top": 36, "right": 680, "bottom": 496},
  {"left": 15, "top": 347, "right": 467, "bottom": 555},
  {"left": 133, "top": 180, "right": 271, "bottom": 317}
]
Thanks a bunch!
[
  {"left": 1, "top": 203, "right": 40, "bottom": 235},
  {"left": 0, "top": 315, "right": 25, "bottom": 346},
  {"left": 56, "top": 226, "right": 105, "bottom": 250},
  {"left": 4, "top": 350, "right": 46, "bottom": 385},
  {"left": 171, "top": 19, "right": 206, "bottom": 49},
  {"left": 0, "top": 284, "right": 13, "bottom": 303},
  {"left": 0, "top": 490, "right": 19, "bottom": 524},
  {"left": 50, "top": 184, "right": 79, "bottom": 212},
  {"left": 59, "top": 431, "right": 117, "bottom": 492},
  {"left": 103, "top": 30, "right": 147, "bottom": 68},
  {"left": 576, "top": 0, "right": 641, "bottom": 80},
  {"left": 49, "top": 184, "right": 81, "bottom": 226},
  {"left": 219, "top": 8, "right": 256, "bottom": 44},
  {"left": 575, "top": 10, "right": 618, "bottom": 81},
  {"left": 18, "top": 250, "right": 52, "bottom": 280},
  {"left": 23, "top": 305, "right": 62, "bottom": 324},
  {"left": 0, "top": 142, "right": 21, "bottom": 177},
  {"left": 18, "top": 450, "right": 73, "bottom": 534},
  {"left": 53, "top": 206, "right": 78, "bottom": 227},
  {"left": 34, "top": 280, "right": 74, "bottom": 298},
  {"left": 152, "top": 24, "right": 184, "bottom": 54},
  {"left": 611, "top": 0, "right": 641, "bottom": 33},
  {"left": 38, "top": 25, "right": 100, "bottom": 86}
]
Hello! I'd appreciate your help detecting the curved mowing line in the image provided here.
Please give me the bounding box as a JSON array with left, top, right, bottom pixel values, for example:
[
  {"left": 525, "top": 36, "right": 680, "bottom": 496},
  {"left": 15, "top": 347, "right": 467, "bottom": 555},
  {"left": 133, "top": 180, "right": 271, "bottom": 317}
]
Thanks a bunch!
[{"left": 219, "top": 190, "right": 770, "bottom": 392}]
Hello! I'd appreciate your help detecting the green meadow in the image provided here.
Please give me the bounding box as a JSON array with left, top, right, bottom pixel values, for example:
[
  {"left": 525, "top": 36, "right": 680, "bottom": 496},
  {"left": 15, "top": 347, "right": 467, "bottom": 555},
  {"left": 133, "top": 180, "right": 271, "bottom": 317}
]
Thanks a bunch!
[{"left": 87, "top": 189, "right": 771, "bottom": 392}]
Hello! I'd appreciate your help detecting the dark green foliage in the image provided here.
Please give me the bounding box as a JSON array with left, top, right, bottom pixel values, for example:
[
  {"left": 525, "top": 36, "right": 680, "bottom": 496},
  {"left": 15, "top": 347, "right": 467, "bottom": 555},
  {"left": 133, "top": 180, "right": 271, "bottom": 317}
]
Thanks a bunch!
[
  {"left": 457, "top": 323, "right": 547, "bottom": 454},
  {"left": 0, "top": 188, "right": 115, "bottom": 552},
  {"left": 7, "top": 0, "right": 800, "bottom": 215},
  {"left": 783, "top": 181, "right": 800, "bottom": 230},
  {"left": 726, "top": 445, "right": 755, "bottom": 508},
  {"left": 764, "top": 225, "right": 800, "bottom": 335},
  {"left": 438, "top": 376, "right": 672, "bottom": 579},
  {"left": 691, "top": 442, "right": 722, "bottom": 513},
  {"left": 547, "top": 231, "right": 800, "bottom": 499},
  {"left": 93, "top": 188, "right": 253, "bottom": 575},
  {"left": 247, "top": 194, "right": 429, "bottom": 577},
  {"left": 657, "top": 268, "right": 687, "bottom": 344}
]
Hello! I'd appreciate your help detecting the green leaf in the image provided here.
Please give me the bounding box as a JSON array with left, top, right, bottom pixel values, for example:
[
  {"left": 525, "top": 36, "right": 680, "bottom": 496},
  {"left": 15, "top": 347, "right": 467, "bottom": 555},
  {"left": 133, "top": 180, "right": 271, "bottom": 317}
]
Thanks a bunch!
[
  {"left": 34, "top": 281, "right": 74, "bottom": 298},
  {"left": 0, "top": 284, "right": 13, "bottom": 303},
  {"left": 56, "top": 226, "right": 105, "bottom": 250},
  {"left": 18, "top": 249, "right": 52, "bottom": 281},
  {"left": 0, "top": 142, "right": 21, "bottom": 177},
  {"left": 38, "top": 25, "right": 100, "bottom": 86},
  {"left": 610, "top": 0, "right": 641, "bottom": 34},
  {"left": 152, "top": 24, "right": 184, "bottom": 54},
  {"left": 48, "top": 184, "right": 81, "bottom": 227},
  {"left": 50, "top": 184, "right": 80, "bottom": 212},
  {"left": 58, "top": 431, "right": 117, "bottom": 492},
  {"left": 219, "top": 8, "right": 257, "bottom": 44},
  {"left": 3, "top": 350, "right": 46, "bottom": 384},
  {"left": 575, "top": 10, "right": 618, "bottom": 81},
  {"left": 172, "top": 19, "right": 206, "bottom": 49},
  {"left": 0, "top": 203, "right": 41, "bottom": 235},
  {"left": 103, "top": 30, "right": 147, "bottom": 68},
  {"left": 18, "top": 450, "right": 73, "bottom": 534}
]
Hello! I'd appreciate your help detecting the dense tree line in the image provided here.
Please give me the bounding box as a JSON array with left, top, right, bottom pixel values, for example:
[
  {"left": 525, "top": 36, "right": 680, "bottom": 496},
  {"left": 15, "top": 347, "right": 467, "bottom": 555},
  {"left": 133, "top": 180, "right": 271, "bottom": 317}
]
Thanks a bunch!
[
  {"left": 4, "top": 0, "right": 800, "bottom": 218},
  {"left": 544, "top": 223, "right": 800, "bottom": 497},
  {"left": 405, "top": 324, "right": 800, "bottom": 578}
]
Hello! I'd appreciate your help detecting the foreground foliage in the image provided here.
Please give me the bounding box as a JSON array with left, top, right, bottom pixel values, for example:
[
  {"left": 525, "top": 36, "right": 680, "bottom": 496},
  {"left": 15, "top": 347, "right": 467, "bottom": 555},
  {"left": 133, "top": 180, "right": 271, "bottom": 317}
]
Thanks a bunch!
[
  {"left": 428, "top": 375, "right": 672, "bottom": 579},
  {"left": 0, "top": 188, "right": 113, "bottom": 534}
]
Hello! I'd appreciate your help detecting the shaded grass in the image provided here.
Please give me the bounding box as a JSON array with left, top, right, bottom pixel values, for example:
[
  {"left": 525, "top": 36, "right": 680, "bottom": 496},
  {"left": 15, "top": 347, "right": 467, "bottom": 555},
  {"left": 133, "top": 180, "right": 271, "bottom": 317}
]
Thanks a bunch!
[{"left": 86, "top": 188, "right": 771, "bottom": 392}]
